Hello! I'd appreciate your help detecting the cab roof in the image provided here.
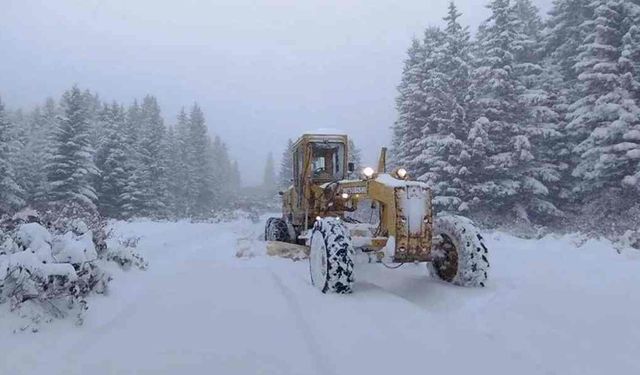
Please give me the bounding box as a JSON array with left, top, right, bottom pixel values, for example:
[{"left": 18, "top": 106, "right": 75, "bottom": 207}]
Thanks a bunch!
[{"left": 293, "top": 132, "right": 348, "bottom": 149}]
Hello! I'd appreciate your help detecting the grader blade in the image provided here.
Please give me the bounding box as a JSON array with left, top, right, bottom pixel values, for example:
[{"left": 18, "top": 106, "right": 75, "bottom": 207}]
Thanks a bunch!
[{"left": 266, "top": 241, "right": 309, "bottom": 261}]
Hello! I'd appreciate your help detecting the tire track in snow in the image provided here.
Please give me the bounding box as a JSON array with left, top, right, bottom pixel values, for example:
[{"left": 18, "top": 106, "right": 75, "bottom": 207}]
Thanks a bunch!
[{"left": 270, "top": 271, "right": 337, "bottom": 375}]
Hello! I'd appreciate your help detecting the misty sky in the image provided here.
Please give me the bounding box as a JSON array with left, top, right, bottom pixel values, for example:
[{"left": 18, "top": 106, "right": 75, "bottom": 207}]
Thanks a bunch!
[{"left": 0, "top": 0, "right": 553, "bottom": 185}]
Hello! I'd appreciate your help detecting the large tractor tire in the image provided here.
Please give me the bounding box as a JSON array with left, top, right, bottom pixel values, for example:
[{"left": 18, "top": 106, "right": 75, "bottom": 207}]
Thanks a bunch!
[
  {"left": 309, "top": 218, "right": 355, "bottom": 294},
  {"left": 428, "top": 215, "right": 489, "bottom": 287},
  {"left": 265, "top": 217, "right": 291, "bottom": 242}
]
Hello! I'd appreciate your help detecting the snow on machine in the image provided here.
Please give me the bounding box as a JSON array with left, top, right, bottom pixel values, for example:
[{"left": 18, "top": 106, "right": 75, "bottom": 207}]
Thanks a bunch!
[{"left": 265, "top": 131, "right": 489, "bottom": 293}]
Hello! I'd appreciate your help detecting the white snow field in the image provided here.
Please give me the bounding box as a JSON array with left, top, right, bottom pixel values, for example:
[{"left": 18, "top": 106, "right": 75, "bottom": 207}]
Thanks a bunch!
[{"left": 1, "top": 216, "right": 639, "bottom": 375}]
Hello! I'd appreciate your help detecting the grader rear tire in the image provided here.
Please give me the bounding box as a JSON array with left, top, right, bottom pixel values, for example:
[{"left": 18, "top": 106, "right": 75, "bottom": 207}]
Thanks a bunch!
[
  {"left": 429, "top": 215, "right": 489, "bottom": 287},
  {"left": 309, "top": 218, "right": 355, "bottom": 294}
]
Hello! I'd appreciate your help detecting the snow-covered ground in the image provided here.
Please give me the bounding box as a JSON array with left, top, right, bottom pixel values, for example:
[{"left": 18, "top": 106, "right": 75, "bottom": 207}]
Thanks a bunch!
[{"left": 1, "top": 216, "right": 639, "bottom": 375}]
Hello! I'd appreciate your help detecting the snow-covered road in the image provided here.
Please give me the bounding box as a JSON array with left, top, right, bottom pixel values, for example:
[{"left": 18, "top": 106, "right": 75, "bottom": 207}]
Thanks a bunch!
[{"left": 2, "top": 216, "right": 639, "bottom": 375}]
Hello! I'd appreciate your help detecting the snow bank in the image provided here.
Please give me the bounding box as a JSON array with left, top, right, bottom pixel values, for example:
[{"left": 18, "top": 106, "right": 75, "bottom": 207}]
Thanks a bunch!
[{"left": 0, "top": 210, "right": 147, "bottom": 331}]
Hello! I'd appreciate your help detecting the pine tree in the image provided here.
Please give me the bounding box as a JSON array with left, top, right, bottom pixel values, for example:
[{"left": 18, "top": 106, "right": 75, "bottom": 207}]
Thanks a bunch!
[
  {"left": 416, "top": 3, "right": 473, "bottom": 212},
  {"left": 162, "top": 125, "right": 181, "bottom": 216},
  {"left": 619, "top": 1, "right": 640, "bottom": 101},
  {"left": 409, "top": 28, "right": 448, "bottom": 182},
  {"left": 187, "top": 104, "right": 215, "bottom": 216},
  {"left": 12, "top": 99, "right": 56, "bottom": 204},
  {"left": 137, "top": 95, "right": 169, "bottom": 217},
  {"left": 120, "top": 100, "right": 146, "bottom": 217},
  {"left": 262, "top": 152, "right": 277, "bottom": 195},
  {"left": 0, "top": 97, "right": 25, "bottom": 210},
  {"left": 278, "top": 139, "right": 294, "bottom": 188},
  {"left": 83, "top": 90, "right": 103, "bottom": 151},
  {"left": 513, "top": 0, "right": 564, "bottom": 218},
  {"left": 390, "top": 38, "right": 427, "bottom": 169},
  {"left": 347, "top": 138, "right": 363, "bottom": 179},
  {"left": 544, "top": 0, "right": 594, "bottom": 95},
  {"left": 467, "top": 0, "right": 549, "bottom": 222},
  {"left": 567, "top": 0, "right": 640, "bottom": 195},
  {"left": 209, "top": 135, "right": 234, "bottom": 208},
  {"left": 541, "top": 0, "right": 596, "bottom": 209},
  {"left": 46, "top": 86, "right": 98, "bottom": 209},
  {"left": 173, "top": 108, "right": 192, "bottom": 216},
  {"left": 230, "top": 160, "right": 242, "bottom": 190},
  {"left": 95, "top": 103, "right": 131, "bottom": 218}
]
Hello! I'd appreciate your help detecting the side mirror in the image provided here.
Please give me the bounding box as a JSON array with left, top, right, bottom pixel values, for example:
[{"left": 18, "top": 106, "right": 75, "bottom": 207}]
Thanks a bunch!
[{"left": 348, "top": 162, "right": 355, "bottom": 173}]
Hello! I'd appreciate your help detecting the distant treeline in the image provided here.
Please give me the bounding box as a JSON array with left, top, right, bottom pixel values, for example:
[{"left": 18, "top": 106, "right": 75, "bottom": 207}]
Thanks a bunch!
[{"left": 0, "top": 86, "right": 241, "bottom": 219}]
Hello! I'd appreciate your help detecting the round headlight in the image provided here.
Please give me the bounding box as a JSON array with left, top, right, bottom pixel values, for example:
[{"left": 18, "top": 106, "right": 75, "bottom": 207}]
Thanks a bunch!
[
  {"left": 397, "top": 168, "right": 408, "bottom": 179},
  {"left": 363, "top": 167, "right": 375, "bottom": 178},
  {"left": 341, "top": 193, "right": 350, "bottom": 199}
]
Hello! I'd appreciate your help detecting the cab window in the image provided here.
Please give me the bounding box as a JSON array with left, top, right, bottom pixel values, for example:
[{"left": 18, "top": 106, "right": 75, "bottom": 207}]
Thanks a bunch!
[{"left": 311, "top": 142, "right": 345, "bottom": 181}]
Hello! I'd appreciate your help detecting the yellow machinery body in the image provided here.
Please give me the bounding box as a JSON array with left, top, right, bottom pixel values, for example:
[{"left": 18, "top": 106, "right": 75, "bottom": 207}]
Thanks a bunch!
[{"left": 280, "top": 132, "right": 433, "bottom": 263}]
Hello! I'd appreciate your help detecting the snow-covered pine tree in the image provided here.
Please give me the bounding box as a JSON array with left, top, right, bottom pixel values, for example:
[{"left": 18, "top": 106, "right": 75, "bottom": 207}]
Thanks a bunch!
[
  {"left": 278, "top": 139, "right": 294, "bottom": 188},
  {"left": 390, "top": 38, "right": 427, "bottom": 169},
  {"left": 262, "top": 152, "right": 277, "bottom": 196},
  {"left": 120, "top": 100, "right": 146, "bottom": 217},
  {"left": 405, "top": 27, "right": 447, "bottom": 181},
  {"left": 137, "top": 95, "right": 169, "bottom": 217},
  {"left": 468, "top": 0, "right": 549, "bottom": 223},
  {"left": 347, "top": 138, "right": 362, "bottom": 179},
  {"left": 95, "top": 103, "right": 131, "bottom": 218},
  {"left": 11, "top": 99, "right": 57, "bottom": 205},
  {"left": 416, "top": 3, "right": 473, "bottom": 212},
  {"left": 0, "top": 97, "right": 25, "bottom": 210},
  {"left": 543, "top": 0, "right": 594, "bottom": 96},
  {"left": 567, "top": 0, "right": 640, "bottom": 196},
  {"left": 46, "top": 86, "right": 99, "bottom": 209},
  {"left": 513, "top": 0, "right": 564, "bottom": 219},
  {"left": 230, "top": 160, "right": 242, "bottom": 190},
  {"left": 186, "top": 104, "right": 215, "bottom": 216},
  {"left": 209, "top": 135, "right": 234, "bottom": 208},
  {"left": 619, "top": 1, "right": 640, "bottom": 101},
  {"left": 172, "top": 108, "right": 192, "bottom": 216},
  {"left": 541, "top": 0, "right": 596, "bottom": 210},
  {"left": 83, "top": 90, "right": 103, "bottom": 152},
  {"left": 162, "top": 124, "right": 181, "bottom": 216}
]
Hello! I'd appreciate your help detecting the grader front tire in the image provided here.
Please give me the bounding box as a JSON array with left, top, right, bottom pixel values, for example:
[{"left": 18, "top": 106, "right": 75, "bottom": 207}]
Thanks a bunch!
[
  {"left": 309, "top": 218, "right": 355, "bottom": 294},
  {"left": 429, "top": 215, "right": 490, "bottom": 287}
]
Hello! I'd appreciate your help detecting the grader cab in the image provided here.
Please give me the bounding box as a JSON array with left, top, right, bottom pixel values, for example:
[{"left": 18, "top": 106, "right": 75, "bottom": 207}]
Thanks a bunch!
[{"left": 265, "top": 131, "right": 489, "bottom": 294}]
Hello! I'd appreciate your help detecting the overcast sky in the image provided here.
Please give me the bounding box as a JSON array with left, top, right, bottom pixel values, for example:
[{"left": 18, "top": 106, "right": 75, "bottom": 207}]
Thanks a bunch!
[{"left": 0, "top": 0, "right": 553, "bottom": 185}]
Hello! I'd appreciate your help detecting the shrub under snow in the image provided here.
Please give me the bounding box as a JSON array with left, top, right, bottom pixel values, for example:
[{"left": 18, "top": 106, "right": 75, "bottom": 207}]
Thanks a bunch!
[{"left": 0, "top": 207, "right": 146, "bottom": 332}]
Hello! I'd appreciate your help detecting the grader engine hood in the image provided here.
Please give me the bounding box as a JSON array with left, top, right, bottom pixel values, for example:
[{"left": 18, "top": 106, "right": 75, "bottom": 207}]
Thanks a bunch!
[
  {"left": 364, "top": 174, "right": 433, "bottom": 263},
  {"left": 393, "top": 183, "right": 433, "bottom": 262}
]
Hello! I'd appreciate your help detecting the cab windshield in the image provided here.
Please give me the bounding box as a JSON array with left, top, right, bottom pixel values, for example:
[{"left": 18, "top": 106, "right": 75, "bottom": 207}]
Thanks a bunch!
[{"left": 311, "top": 142, "right": 345, "bottom": 181}]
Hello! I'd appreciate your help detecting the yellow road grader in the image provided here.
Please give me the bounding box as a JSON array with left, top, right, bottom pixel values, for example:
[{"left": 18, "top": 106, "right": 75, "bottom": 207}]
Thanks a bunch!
[{"left": 265, "top": 131, "right": 489, "bottom": 293}]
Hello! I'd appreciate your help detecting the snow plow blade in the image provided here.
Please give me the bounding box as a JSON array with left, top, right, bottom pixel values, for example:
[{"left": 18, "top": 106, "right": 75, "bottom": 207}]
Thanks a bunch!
[{"left": 266, "top": 241, "right": 309, "bottom": 261}]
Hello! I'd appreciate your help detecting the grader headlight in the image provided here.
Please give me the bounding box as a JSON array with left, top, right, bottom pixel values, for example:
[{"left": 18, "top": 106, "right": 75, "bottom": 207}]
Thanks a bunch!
[
  {"left": 394, "top": 168, "right": 408, "bottom": 180},
  {"left": 362, "top": 167, "right": 375, "bottom": 179}
]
